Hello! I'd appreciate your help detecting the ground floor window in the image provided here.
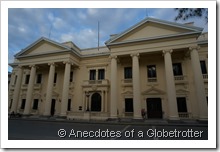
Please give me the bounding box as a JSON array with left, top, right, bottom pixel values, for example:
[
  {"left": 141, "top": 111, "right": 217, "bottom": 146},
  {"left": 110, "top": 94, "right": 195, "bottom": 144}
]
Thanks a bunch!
[
  {"left": 9, "top": 99, "right": 13, "bottom": 109},
  {"left": 67, "top": 99, "right": 71, "bottom": 111},
  {"left": 32, "top": 99, "right": 39, "bottom": 110},
  {"left": 176, "top": 97, "right": 187, "bottom": 112},
  {"left": 125, "top": 98, "right": 133, "bottom": 112},
  {"left": 21, "top": 99, "right": 26, "bottom": 109}
]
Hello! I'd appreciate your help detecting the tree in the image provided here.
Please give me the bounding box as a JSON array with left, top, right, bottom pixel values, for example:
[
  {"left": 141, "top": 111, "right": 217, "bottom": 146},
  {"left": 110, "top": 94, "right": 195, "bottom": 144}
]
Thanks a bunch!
[{"left": 174, "top": 8, "right": 208, "bottom": 23}]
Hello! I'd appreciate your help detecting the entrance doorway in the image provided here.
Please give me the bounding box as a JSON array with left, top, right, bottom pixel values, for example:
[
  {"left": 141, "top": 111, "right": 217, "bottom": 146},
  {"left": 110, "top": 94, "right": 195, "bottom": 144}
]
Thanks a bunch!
[
  {"left": 50, "top": 99, "right": 56, "bottom": 116},
  {"left": 91, "top": 93, "right": 101, "bottom": 112},
  {"left": 146, "top": 98, "right": 162, "bottom": 119}
]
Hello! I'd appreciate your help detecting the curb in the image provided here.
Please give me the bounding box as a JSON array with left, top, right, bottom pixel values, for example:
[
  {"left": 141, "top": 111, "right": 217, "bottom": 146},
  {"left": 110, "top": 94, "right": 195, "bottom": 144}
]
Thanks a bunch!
[{"left": 9, "top": 117, "right": 208, "bottom": 127}]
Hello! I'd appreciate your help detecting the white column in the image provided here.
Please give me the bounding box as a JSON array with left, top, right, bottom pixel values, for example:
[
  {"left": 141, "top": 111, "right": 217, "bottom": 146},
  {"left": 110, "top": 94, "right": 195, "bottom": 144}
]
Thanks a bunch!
[
  {"left": 24, "top": 65, "right": 37, "bottom": 115},
  {"left": 105, "top": 91, "right": 108, "bottom": 113},
  {"left": 163, "top": 50, "right": 179, "bottom": 120},
  {"left": 189, "top": 46, "right": 208, "bottom": 120},
  {"left": 8, "top": 72, "right": 15, "bottom": 109},
  {"left": 82, "top": 91, "right": 85, "bottom": 111},
  {"left": 43, "top": 63, "right": 55, "bottom": 116},
  {"left": 8, "top": 72, "right": 15, "bottom": 91},
  {"left": 110, "top": 55, "right": 118, "bottom": 118},
  {"left": 131, "top": 53, "right": 142, "bottom": 119},
  {"left": 60, "top": 62, "right": 71, "bottom": 117},
  {"left": 11, "top": 66, "right": 23, "bottom": 113},
  {"left": 101, "top": 91, "right": 104, "bottom": 112}
]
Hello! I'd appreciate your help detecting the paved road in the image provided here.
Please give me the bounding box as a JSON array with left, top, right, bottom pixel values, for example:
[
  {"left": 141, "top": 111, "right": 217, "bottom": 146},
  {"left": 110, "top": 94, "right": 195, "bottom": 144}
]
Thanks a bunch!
[{"left": 8, "top": 119, "right": 208, "bottom": 140}]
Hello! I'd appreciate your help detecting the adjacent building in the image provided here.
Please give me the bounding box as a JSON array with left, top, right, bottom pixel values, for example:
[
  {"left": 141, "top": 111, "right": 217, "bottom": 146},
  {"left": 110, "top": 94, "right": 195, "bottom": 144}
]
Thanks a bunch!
[{"left": 8, "top": 17, "right": 208, "bottom": 120}]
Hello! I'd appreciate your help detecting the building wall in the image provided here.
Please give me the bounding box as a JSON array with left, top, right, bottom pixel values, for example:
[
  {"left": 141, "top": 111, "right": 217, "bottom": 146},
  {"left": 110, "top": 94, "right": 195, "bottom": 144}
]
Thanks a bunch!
[{"left": 8, "top": 19, "right": 208, "bottom": 120}]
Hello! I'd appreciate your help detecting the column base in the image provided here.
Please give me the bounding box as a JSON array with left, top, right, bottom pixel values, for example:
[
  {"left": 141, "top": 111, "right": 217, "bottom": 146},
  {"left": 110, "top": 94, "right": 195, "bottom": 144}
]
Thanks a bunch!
[
  {"left": 133, "top": 115, "right": 142, "bottom": 120},
  {"left": 168, "top": 116, "right": 180, "bottom": 120},
  {"left": 43, "top": 112, "right": 51, "bottom": 117},
  {"left": 198, "top": 116, "right": 208, "bottom": 121},
  {"left": 57, "top": 115, "right": 67, "bottom": 119},
  {"left": 59, "top": 113, "right": 67, "bottom": 117},
  {"left": 109, "top": 115, "right": 118, "bottom": 119}
]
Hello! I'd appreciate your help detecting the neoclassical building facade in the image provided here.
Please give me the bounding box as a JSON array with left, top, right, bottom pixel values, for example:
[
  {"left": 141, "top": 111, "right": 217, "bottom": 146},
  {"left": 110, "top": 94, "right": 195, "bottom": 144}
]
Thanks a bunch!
[{"left": 8, "top": 17, "right": 208, "bottom": 120}]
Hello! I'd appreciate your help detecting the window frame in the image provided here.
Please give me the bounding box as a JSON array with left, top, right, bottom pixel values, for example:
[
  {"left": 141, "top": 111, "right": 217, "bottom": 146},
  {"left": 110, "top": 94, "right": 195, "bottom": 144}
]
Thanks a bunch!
[
  {"left": 172, "top": 63, "right": 183, "bottom": 76},
  {"left": 147, "top": 65, "right": 157, "bottom": 78},
  {"left": 124, "top": 67, "right": 132, "bottom": 79}
]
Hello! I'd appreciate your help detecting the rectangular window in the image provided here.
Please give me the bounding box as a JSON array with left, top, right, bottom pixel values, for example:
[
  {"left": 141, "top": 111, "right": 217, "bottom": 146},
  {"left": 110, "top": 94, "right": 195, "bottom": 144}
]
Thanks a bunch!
[
  {"left": 25, "top": 74, "right": 30, "bottom": 84},
  {"left": 125, "top": 98, "right": 133, "bottom": 112},
  {"left": 36, "top": 74, "right": 42, "bottom": 84},
  {"left": 67, "top": 99, "right": 71, "bottom": 111},
  {"left": 14, "top": 75, "right": 17, "bottom": 85},
  {"left": 32, "top": 99, "right": 39, "bottom": 110},
  {"left": 177, "top": 97, "right": 187, "bottom": 112},
  {"left": 54, "top": 73, "right": 57, "bottom": 83},
  {"left": 9, "top": 99, "right": 13, "bottom": 109},
  {"left": 206, "top": 96, "right": 208, "bottom": 106},
  {"left": 98, "top": 69, "right": 105, "bottom": 80},
  {"left": 124, "top": 67, "right": 132, "bottom": 79},
  {"left": 70, "top": 71, "right": 73, "bottom": 82},
  {"left": 89, "top": 70, "right": 96, "bottom": 80},
  {"left": 21, "top": 99, "right": 26, "bottom": 109},
  {"left": 200, "top": 61, "right": 207, "bottom": 74},
  {"left": 147, "top": 65, "right": 157, "bottom": 78},
  {"left": 172, "top": 63, "right": 183, "bottom": 76}
]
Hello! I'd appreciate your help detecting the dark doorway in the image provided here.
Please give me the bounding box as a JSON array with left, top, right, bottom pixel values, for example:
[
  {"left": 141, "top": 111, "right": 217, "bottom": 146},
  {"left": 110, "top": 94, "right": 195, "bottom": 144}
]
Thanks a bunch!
[
  {"left": 91, "top": 93, "right": 101, "bottom": 112},
  {"left": 50, "top": 99, "right": 56, "bottom": 116},
  {"left": 125, "top": 98, "right": 133, "bottom": 112},
  {"left": 147, "top": 98, "right": 162, "bottom": 119}
]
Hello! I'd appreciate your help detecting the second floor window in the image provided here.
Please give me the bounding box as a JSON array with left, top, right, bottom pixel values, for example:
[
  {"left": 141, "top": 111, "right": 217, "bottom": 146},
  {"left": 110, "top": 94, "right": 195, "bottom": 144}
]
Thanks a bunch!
[
  {"left": 200, "top": 60, "right": 207, "bottom": 74},
  {"left": 54, "top": 73, "right": 57, "bottom": 83},
  {"left": 70, "top": 71, "right": 73, "bottom": 82},
  {"left": 124, "top": 67, "right": 132, "bottom": 79},
  {"left": 14, "top": 75, "right": 17, "bottom": 85},
  {"left": 90, "top": 70, "right": 96, "bottom": 80},
  {"left": 25, "top": 74, "right": 30, "bottom": 84},
  {"left": 172, "top": 63, "right": 183, "bottom": 76},
  {"left": 147, "top": 65, "right": 157, "bottom": 78},
  {"left": 98, "top": 69, "right": 105, "bottom": 80},
  {"left": 36, "top": 74, "right": 42, "bottom": 84}
]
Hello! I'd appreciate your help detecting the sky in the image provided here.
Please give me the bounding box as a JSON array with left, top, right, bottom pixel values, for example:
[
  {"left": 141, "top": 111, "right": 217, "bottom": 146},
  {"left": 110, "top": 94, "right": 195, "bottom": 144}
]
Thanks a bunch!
[{"left": 8, "top": 8, "right": 208, "bottom": 71}]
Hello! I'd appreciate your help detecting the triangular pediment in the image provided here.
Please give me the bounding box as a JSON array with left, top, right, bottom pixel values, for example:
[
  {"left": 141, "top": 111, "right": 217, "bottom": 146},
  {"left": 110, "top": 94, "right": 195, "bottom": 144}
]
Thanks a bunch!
[
  {"left": 176, "top": 88, "right": 189, "bottom": 94},
  {"left": 15, "top": 37, "right": 71, "bottom": 57},
  {"left": 142, "top": 87, "right": 165, "bottom": 95},
  {"left": 106, "top": 17, "right": 203, "bottom": 45},
  {"left": 121, "top": 90, "right": 133, "bottom": 95}
]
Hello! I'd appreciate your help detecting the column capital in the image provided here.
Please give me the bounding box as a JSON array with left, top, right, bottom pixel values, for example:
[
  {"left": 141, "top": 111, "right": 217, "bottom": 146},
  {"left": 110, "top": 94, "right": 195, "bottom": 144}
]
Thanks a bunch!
[
  {"left": 109, "top": 55, "right": 117, "bottom": 60},
  {"left": 189, "top": 45, "right": 200, "bottom": 51},
  {"left": 162, "top": 49, "right": 173, "bottom": 55},
  {"left": 17, "top": 65, "right": 23, "bottom": 69},
  {"left": 29, "top": 64, "right": 38, "bottom": 68},
  {"left": 63, "top": 61, "right": 74, "bottom": 65},
  {"left": 130, "top": 53, "right": 139, "bottom": 58},
  {"left": 48, "top": 62, "right": 55, "bottom": 66}
]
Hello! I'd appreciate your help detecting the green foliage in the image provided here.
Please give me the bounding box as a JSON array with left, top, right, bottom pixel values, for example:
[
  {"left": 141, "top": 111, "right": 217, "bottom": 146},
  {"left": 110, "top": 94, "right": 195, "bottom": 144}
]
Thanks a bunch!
[{"left": 174, "top": 8, "right": 208, "bottom": 23}]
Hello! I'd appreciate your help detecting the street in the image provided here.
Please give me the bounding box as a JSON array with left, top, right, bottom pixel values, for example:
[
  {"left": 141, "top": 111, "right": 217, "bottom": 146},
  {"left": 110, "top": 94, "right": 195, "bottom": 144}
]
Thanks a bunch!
[{"left": 8, "top": 119, "right": 208, "bottom": 140}]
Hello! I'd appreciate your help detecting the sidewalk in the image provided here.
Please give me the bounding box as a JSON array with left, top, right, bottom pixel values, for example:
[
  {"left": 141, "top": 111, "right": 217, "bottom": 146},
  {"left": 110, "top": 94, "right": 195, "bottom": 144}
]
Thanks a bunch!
[{"left": 9, "top": 116, "right": 208, "bottom": 127}]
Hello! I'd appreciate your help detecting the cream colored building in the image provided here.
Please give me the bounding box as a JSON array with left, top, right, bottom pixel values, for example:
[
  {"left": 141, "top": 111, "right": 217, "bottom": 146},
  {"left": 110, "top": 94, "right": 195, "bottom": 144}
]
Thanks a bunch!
[{"left": 8, "top": 17, "right": 208, "bottom": 120}]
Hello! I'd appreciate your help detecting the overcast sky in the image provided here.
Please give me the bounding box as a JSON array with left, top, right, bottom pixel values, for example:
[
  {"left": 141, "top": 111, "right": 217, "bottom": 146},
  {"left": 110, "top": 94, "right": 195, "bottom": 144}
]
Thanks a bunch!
[{"left": 8, "top": 8, "right": 208, "bottom": 71}]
